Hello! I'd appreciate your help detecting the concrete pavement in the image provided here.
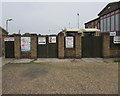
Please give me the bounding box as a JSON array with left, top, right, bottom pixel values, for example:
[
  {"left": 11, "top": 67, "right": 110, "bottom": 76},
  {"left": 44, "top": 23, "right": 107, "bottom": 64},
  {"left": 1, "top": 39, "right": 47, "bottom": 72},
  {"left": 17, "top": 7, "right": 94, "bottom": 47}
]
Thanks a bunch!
[{"left": 0, "top": 57, "right": 119, "bottom": 66}]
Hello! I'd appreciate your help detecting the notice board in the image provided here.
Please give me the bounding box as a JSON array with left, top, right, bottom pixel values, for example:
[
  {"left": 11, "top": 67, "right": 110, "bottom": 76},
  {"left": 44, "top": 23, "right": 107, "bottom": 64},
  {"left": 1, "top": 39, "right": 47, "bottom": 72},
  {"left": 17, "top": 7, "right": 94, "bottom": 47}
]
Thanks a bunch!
[{"left": 21, "top": 37, "right": 31, "bottom": 51}]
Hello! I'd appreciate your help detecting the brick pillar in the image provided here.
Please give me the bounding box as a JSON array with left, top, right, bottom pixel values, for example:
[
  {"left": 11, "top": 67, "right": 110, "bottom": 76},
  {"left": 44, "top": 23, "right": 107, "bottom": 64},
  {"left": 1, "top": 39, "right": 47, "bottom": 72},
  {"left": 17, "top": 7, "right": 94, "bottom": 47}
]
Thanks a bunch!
[
  {"left": 58, "top": 32, "right": 64, "bottom": 59},
  {"left": 2, "top": 36, "right": 6, "bottom": 57},
  {"left": 14, "top": 34, "right": 21, "bottom": 59},
  {"left": 102, "top": 33, "right": 110, "bottom": 58},
  {"left": 31, "top": 34, "right": 37, "bottom": 59},
  {"left": 75, "top": 33, "right": 82, "bottom": 59}
]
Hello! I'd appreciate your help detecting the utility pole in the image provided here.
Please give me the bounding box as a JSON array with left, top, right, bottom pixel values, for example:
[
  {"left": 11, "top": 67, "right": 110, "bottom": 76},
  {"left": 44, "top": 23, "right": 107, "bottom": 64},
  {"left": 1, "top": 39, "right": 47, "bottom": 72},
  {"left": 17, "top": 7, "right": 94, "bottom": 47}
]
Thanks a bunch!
[
  {"left": 77, "top": 13, "right": 79, "bottom": 29},
  {"left": 6, "top": 18, "right": 13, "bottom": 32},
  {"left": 18, "top": 29, "right": 20, "bottom": 34},
  {"left": 69, "top": 22, "right": 70, "bottom": 29},
  {"left": 6, "top": 20, "right": 8, "bottom": 32}
]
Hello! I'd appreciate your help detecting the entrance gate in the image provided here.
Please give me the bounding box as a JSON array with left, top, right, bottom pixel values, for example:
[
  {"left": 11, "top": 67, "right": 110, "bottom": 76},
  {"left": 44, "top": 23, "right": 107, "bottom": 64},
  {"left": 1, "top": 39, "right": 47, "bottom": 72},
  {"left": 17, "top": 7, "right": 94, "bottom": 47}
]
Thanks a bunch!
[
  {"left": 4, "top": 37, "right": 15, "bottom": 58},
  {"left": 37, "top": 35, "right": 58, "bottom": 58},
  {"left": 5, "top": 41, "right": 15, "bottom": 58},
  {"left": 82, "top": 36, "right": 102, "bottom": 58}
]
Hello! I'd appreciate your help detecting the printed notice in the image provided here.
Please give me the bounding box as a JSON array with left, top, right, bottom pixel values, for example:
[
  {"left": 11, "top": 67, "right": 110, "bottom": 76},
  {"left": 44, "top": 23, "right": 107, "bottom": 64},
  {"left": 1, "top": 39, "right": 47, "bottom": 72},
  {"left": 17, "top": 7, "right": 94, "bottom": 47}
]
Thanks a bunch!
[{"left": 66, "top": 37, "right": 74, "bottom": 48}]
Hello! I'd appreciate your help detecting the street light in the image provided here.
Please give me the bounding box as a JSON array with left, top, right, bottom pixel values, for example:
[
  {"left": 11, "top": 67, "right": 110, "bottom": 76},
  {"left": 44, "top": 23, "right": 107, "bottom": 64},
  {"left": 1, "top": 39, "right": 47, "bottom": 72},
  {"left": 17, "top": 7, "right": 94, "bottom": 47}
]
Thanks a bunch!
[
  {"left": 77, "top": 13, "right": 79, "bottom": 29},
  {"left": 6, "top": 18, "right": 13, "bottom": 32}
]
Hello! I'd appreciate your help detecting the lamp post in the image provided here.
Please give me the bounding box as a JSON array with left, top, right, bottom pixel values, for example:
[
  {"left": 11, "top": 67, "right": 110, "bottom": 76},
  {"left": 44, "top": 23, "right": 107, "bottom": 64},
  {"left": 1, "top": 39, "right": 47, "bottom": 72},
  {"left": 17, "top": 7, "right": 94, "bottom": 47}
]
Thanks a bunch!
[
  {"left": 6, "top": 18, "right": 13, "bottom": 32},
  {"left": 77, "top": 13, "right": 79, "bottom": 29}
]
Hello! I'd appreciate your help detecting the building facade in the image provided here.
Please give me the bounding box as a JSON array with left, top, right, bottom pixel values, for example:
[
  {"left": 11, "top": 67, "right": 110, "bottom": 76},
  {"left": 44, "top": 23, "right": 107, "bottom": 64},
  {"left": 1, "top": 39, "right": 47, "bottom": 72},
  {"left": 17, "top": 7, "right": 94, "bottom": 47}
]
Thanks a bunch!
[
  {"left": 0, "top": 27, "right": 8, "bottom": 56},
  {"left": 98, "top": 1, "right": 120, "bottom": 34},
  {"left": 85, "top": 1, "right": 120, "bottom": 35},
  {"left": 85, "top": 17, "right": 100, "bottom": 29}
]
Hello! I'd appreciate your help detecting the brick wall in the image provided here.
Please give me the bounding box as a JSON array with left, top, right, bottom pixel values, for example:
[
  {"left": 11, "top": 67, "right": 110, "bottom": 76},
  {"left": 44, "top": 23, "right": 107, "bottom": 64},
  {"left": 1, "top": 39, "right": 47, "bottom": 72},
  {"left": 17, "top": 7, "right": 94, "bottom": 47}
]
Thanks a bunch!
[
  {"left": 58, "top": 32, "right": 64, "bottom": 58},
  {"left": 14, "top": 34, "right": 21, "bottom": 58},
  {"left": 4, "top": 32, "right": 120, "bottom": 59},
  {"left": 110, "top": 49, "right": 120, "bottom": 57},
  {"left": 31, "top": 34, "right": 37, "bottom": 59},
  {"left": 102, "top": 33, "right": 120, "bottom": 58},
  {"left": 58, "top": 33, "right": 82, "bottom": 58},
  {"left": 102, "top": 33, "right": 110, "bottom": 58},
  {"left": 65, "top": 48, "right": 76, "bottom": 58},
  {"left": 21, "top": 52, "right": 31, "bottom": 58},
  {"left": 64, "top": 36, "right": 76, "bottom": 58},
  {"left": 13, "top": 34, "right": 37, "bottom": 59},
  {"left": 1, "top": 28, "right": 8, "bottom": 57},
  {"left": 75, "top": 33, "right": 82, "bottom": 58}
]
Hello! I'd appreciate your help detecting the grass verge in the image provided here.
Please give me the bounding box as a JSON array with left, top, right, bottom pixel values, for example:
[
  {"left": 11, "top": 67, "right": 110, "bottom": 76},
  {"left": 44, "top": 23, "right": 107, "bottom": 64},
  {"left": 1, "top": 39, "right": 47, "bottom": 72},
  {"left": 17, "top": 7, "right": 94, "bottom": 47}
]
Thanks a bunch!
[{"left": 113, "top": 59, "right": 120, "bottom": 62}]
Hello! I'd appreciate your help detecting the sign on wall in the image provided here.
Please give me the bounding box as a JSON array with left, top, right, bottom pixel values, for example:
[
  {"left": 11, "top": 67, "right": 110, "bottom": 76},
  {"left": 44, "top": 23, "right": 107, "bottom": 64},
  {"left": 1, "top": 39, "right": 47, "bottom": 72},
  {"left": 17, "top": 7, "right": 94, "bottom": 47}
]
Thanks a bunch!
[
  {"left": 114, "top": 36, "right": 120, "bottom": 44},
  {"left": 21, "top": 37, "right": 31, "bottom": 51},
  {"left": 66, "top": 37, "right": 74, "bottom": 48},
  {"left": 110, "top": 32, "right": 116, "bottom": 36},
  {"left": 4, "top": 37, "right": 14, "bottom": 41},
  {"left": 38, "top": 37, "right": 46, "bottom": 44},
  {"left": 49, "top": 36, "right": 56, "bottom": 43}
]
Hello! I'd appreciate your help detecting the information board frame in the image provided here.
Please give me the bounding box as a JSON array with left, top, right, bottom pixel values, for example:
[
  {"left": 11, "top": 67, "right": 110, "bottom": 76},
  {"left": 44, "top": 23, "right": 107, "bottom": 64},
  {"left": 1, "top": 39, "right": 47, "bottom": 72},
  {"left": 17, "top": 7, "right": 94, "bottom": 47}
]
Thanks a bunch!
[
  {"left": 65, "top": 36, "right": 74, "bottom": 48},
  {"left": 21, "top": 37, "right": 31, "bottom": 51}
]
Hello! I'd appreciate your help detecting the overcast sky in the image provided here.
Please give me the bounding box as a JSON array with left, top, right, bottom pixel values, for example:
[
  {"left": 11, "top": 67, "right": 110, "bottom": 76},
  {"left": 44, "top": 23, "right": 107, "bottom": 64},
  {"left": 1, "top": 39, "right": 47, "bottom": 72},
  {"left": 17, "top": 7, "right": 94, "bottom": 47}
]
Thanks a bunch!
[{"left": 1, "top": 1, "right": 117, "bottom": 35}]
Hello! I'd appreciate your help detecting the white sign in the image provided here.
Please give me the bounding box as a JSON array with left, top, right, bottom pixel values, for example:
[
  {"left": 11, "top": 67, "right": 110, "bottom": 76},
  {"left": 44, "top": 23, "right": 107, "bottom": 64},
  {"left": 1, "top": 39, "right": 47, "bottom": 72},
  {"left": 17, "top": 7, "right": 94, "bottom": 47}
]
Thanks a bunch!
[
  {"left": 4, "top": 37, "right": 14, "bottom": 41},
  {"left": 38, "top": 37, "right": 46, "bottom": 44},
  {"left": 110, "top": 32, "right": 116, "bottom": 36},
  {"left": 114, "top": 36, "right": 120, "bottom": 44},
  {"left": 66, "top": 37, "right": 74, "bottom": 48},
  {"left": 49, "top": 36, "right": 56, "bottom": 43},
  {"left": 21, "top": 37, "right": 31, "bottom": 51}
]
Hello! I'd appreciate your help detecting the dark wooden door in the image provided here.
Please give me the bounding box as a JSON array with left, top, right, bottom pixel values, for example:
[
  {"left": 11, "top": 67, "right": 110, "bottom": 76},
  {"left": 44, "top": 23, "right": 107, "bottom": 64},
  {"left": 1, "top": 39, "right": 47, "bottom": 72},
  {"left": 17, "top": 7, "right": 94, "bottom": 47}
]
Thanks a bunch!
[
  {"left": 37, "top": 36, "right": 58, "bottom": 58},
  {"left": 5, "top": 41, "right": 15, "bottom": 58},
  {"left": 82, "top": 36, "right": 102, "bottom": 58}
]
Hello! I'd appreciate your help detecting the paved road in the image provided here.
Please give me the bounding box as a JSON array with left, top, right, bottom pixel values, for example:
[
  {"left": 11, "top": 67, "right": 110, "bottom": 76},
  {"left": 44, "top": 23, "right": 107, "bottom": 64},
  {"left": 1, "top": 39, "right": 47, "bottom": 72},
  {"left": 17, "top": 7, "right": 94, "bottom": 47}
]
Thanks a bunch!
[{"left": 2, "top": 61, "right": 118, "bottom": 94}]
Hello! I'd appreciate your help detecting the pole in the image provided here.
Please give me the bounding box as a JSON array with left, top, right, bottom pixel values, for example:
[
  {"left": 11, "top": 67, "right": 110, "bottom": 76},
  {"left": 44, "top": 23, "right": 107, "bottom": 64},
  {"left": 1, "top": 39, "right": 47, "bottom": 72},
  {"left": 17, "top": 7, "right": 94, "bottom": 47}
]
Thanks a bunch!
[
  {"left": 6, "top": 20, "right": 8, "bottom": 32},
  {"left": 69, "top": 22, "right": 70, "bottom": 29},
  {"left": 18, "top": 29, "right": 20, "bottom": 34},
  {"left": 77, "top": 13, "right": 79, "bottom": 29},
  {"left": 6, "top": 18, "right": 13, "bottom": 32}
]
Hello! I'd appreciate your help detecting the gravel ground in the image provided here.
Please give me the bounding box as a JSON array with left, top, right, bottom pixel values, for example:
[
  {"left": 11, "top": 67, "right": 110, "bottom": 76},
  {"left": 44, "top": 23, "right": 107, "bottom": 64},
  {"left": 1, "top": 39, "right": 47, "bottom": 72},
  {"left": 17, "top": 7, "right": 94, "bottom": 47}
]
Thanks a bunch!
[{"left": 2, "top": 61, "right": 118, "bottom": 94}]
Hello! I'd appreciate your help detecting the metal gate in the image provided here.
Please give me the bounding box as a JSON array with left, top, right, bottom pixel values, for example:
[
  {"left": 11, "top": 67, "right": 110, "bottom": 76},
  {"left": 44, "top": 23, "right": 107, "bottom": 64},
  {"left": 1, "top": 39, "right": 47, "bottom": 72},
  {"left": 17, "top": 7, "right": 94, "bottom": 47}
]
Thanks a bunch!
[
  {"left": 82, "top": 36, "right": 102, "bottom": 58},
  {"left": 5, "top": 41, "right": 15, "bottom": 58},
  {"left": 37, "top": 35, "right": 58, "bottom": 58}
]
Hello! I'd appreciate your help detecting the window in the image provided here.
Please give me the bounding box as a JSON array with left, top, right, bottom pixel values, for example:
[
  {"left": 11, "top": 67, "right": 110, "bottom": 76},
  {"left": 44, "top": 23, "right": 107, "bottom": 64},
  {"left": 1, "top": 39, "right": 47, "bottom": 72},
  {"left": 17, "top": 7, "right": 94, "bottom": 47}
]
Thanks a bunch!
[
  {"left": 100, "top": 17, "right": 104, "bottom": 32},
  {"left": 107, "top": 16, "right": 110, "bottom": 32},
  {"left": 100, "top": 10, "right": 120, "bottom": 32},
  {"left": 115, "top": 13, "right": 119, "bottom": 31},
  {"left": 111, "top": 15, "right": 114, "bottom": 31},
  {"left": 103, "top": 18, "right": 107, "bottom": 32}
]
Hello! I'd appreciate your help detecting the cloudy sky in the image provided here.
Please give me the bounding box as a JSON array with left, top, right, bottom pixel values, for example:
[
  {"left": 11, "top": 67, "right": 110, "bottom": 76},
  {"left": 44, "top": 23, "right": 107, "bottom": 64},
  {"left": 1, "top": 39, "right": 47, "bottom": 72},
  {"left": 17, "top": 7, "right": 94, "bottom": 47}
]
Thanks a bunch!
[{"left": 1, "top": 1, "right": 118, "bottom": 35}]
